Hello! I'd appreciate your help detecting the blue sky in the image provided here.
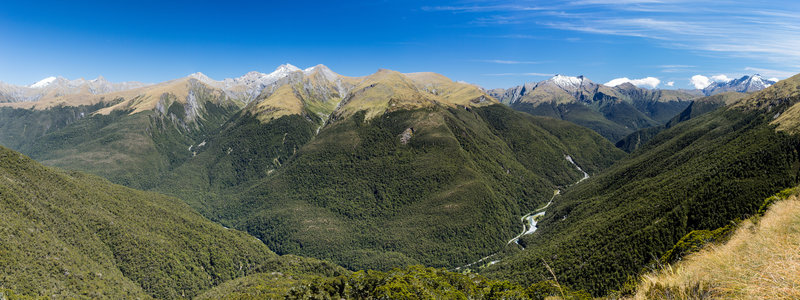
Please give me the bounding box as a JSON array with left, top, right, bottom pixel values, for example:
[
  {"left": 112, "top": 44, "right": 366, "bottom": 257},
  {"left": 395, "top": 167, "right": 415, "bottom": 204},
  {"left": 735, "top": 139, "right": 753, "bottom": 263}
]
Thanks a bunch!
[{"left": 1, "top": 0, "right": 798, "bottom": 89}]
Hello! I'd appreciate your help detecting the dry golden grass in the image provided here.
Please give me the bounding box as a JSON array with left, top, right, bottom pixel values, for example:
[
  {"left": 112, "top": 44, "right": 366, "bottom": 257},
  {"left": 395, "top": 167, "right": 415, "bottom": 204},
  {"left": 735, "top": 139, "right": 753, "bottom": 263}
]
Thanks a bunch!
[
  {"left": 633, "top": 196, "right": 800, "bottom": 299},
  {"left": 0, "top": 77, "right": 224, "bottom": 116},
  {"left": 3, "top": 68, "right": 500, "bottom": 125},
  {"left": 251, "top": 83, "right": 306, "bottom": 122}
]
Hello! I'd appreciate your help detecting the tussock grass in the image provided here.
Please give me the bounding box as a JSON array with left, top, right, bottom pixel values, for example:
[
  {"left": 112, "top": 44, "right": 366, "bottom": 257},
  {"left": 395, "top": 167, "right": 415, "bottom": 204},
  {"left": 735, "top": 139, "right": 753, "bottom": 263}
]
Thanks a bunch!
[{"left": 634, "top": 197, "right": 800, "bottom": 299}]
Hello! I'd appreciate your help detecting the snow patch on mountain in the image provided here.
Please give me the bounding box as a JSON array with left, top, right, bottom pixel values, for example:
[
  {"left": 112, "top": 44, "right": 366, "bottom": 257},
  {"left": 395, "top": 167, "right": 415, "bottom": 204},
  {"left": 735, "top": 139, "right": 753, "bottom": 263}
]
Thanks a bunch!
[
  {"left": 701, "top": 74, "right": 776, "bottom": 95},
  {"left": 550, "top": 74, "right": 585, "bottom": 89},
  {"left": 185, "top": 64, "right": 340, "bottom": 103},
  {"left": 29, "top": 76, "right": 57, "bottom": 88}
]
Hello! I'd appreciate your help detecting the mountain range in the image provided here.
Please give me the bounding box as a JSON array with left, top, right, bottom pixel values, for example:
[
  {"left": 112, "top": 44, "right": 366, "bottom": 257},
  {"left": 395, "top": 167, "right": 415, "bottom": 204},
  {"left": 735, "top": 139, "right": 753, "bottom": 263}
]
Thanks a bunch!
[
  {"left": 0, "top": 65, "right": 624, "bottom": 273},
  {"left": 4, "top": 69, "right": 776, "bottom": 146},
  {"left": 0, "top": 76, "right": 149, "bottom": 103},
  {"left": 486, "top": 74, "right": 776, "bottom": 142},
  {"left": 1, "top": 64, "right": 797, "bottom": 298}
]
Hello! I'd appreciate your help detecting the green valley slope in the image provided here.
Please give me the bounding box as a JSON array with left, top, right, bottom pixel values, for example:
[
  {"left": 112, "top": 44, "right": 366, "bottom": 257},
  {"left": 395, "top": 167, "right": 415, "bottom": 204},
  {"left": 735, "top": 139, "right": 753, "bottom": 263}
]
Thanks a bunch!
[
  {"left": 0, "top": 68, "right": 626, "bottom": 278},
  {"left": 153, "top": 70, "right": 625, "bottom": 271},
  {"left": 0, "top": 145, "right": 278, "bottom": 299},
  {"left": 482, "top": 74, "right": 800, "bottom": 296}
]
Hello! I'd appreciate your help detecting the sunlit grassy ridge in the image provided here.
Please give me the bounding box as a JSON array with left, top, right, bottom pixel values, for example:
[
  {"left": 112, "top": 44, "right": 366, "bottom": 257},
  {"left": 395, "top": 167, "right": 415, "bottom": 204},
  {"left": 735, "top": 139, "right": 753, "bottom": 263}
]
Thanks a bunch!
[
  {"left": 332, "top": 69, "right": 496, "bottom": 121},
  {"left": 634, "top": 191, "right": 800, "bottom": 299}
]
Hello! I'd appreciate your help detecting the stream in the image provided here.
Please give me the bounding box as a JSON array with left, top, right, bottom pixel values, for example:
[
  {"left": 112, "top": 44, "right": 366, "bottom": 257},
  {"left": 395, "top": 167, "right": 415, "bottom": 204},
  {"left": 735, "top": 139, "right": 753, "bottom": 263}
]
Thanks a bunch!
[{"left": 455, "top": 154, "right": 590, "bottom": 270}]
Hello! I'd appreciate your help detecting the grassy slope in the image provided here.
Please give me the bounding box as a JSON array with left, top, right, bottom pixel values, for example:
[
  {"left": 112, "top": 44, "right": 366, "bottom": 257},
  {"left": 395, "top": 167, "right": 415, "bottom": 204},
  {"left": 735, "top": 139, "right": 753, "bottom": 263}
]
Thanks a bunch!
[
  {"left": 182, "top": 104, "right": 624, "bottom": 272},
  {"left": 634, "top": 192, "right": 800, "bottom": 299},
  {"left": 483, "top": 105, "right": 800, "bottom": 295},
  {"left": 0, "top": 145, "right": 277, "bottom": 299}
]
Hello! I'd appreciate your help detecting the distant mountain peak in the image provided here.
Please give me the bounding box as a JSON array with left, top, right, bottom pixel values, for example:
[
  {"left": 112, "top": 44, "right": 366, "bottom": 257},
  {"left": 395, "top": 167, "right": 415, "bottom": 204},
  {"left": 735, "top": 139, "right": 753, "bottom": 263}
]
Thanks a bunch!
[
  {"left": 303, "top": 64, "right": 339, "bottom": 81},
  {"left": 549, "top": 74, "right": 588, "bottom": 89},
  {"left": 702, "top": 74, "right": 776, "bottom": 96},
  {"left": 303, "top": 64, "right": 328, "bottom": 72},
  {"left": 29, "top": 76, "right": 58, "bottom": 88},
  {"left": 275, "top": 63, "right": 301, "bottom": 73}
]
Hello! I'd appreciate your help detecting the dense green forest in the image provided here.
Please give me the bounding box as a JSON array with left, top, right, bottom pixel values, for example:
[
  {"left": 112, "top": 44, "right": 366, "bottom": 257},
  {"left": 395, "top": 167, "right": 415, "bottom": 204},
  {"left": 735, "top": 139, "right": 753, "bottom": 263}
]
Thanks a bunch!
[
  {"left": 483, "top": 103, "right": 800, "bottom": 295},
  {"left": 0, "top": 145, "right": 277, "bottom": 298},
  {"left": 509, "top": 96, "right": 691, "bottom": 142},
  {"left": 616, "top": 92, "right": 747, "bottom": 153},
  {"left": 198, "top": 265, "right": 591, "bottom": 299},
  {"left": 155, "top": 104, "right": 624, "bottom": 271}
]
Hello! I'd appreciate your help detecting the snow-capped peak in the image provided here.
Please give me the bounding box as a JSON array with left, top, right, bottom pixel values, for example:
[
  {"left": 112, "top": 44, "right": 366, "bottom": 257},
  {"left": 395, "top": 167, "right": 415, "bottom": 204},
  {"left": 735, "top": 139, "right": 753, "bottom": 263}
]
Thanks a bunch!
[
  {"left": 274, "top": 63, "right": 300, "bottom": 73},
  {"left": 701, "top": 74, "right": 777, "bottom": 95},
  {"left": 550, "top": 74, "right": 586, "bottom": 89},
  {"left": 29, "top": 76, "right": 57, "bottom": 88}
]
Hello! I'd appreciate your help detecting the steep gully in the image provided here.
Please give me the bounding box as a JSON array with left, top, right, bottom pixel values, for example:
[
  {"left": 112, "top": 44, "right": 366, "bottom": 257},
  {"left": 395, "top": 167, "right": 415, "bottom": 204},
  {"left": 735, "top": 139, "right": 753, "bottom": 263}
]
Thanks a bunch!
[{"left": 455, "top": 155, "right": 589, "bottom": 270}]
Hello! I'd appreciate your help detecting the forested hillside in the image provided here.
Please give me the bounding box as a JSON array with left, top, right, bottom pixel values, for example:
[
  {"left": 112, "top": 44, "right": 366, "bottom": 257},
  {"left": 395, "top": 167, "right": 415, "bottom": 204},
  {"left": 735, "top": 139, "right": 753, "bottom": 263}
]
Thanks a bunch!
[
  {"left": 482, "top": 75, "right": 800, "bottom": 295},
  {"left": 0, "top": 145, "right": 277, "bottom": 298},
  {"left": 156, "top": 103, "right": 624, "bottom": 271}
]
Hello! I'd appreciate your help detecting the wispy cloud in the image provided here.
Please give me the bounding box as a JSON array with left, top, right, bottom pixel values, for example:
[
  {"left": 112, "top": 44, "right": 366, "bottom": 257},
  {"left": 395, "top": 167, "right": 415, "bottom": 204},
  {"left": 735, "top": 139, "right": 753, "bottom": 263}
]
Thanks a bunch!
[
  {"left": 569, "top": 0, "right": 673, "bottom": 5},
  {"left": 493, "top": 34, "right": 541, "bottom": 39},
  {"left": 744, "top": 67, "right": 797, "bottom": 79},
  {"left": 484, "top": 72, "right": 553, "bottom": 76},
  {"left": 474, "top": 59, "right": 543, "bottom": 65},
  {"left": 421, "top": 4, "right": 547, "bottom": 13},
  {"left": 659, "top": 65, "right": 694, "bottom": 69},
  {"left": 424, "top": 0, "right": 800, "bottom": 68},
  {"left": 660, "top": 64, "right": 695, "bottom": 73},
  {"left": 557, "top": 6, "right": 800, "bottom": 64}
]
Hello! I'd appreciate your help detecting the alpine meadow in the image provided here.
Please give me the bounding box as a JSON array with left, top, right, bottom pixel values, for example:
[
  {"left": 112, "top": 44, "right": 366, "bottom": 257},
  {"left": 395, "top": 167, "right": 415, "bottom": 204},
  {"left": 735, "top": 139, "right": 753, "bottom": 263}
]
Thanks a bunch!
[{"left": 2, "top": 1, "right": 800, "bottom": 299}]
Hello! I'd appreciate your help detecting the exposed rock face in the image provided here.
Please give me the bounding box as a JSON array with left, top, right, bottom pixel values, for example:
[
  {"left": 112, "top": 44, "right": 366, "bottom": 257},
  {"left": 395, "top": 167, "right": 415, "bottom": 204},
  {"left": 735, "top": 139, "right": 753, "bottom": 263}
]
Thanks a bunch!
[{"left": 399, "top": 128, "right": 414, "bottom": 144}]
